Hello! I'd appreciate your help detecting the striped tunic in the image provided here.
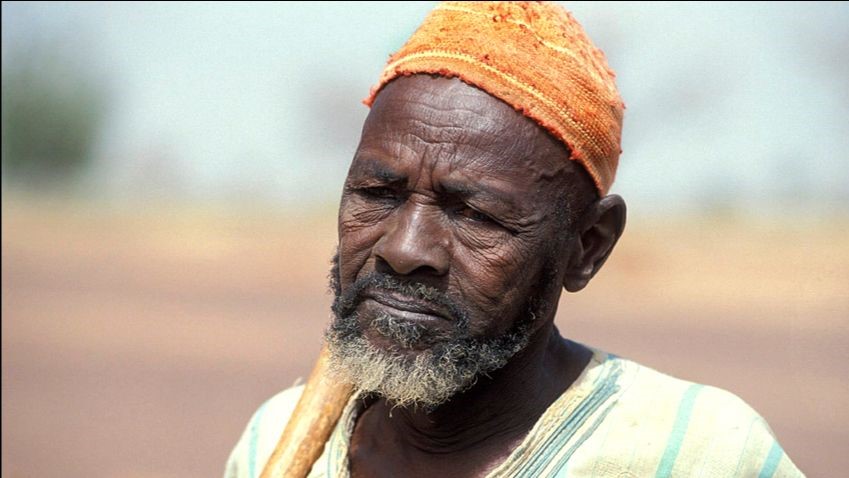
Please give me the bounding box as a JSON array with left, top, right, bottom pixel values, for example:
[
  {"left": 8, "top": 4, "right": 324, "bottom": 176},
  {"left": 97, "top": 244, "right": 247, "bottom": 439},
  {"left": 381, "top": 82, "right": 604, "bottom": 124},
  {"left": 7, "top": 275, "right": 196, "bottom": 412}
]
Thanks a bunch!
[{"left": 225, "top": 347, "right": 803, "bottom": 477}]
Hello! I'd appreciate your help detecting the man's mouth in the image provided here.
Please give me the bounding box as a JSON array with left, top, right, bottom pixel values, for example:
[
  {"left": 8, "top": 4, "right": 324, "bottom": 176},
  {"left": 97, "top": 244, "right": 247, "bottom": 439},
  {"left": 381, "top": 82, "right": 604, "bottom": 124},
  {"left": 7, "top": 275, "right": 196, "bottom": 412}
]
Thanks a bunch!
[{"left": 362, "top": 290, "right": 451, "bottom": 323}]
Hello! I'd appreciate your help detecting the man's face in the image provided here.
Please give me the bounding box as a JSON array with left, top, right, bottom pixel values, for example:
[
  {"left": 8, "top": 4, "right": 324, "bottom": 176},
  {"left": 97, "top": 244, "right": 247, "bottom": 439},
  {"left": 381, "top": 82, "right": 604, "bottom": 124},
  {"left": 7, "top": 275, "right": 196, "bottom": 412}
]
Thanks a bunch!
[{"left": 328, "top": 75, "right": 588, "bottom": 406}]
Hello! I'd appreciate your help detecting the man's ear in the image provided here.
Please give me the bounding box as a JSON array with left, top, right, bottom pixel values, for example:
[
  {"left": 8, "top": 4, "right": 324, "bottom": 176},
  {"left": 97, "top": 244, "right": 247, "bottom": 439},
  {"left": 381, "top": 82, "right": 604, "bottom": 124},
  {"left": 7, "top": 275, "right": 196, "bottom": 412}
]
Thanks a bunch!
[{"left": 563, "top": 194, "right": 626, "bottom": 292}]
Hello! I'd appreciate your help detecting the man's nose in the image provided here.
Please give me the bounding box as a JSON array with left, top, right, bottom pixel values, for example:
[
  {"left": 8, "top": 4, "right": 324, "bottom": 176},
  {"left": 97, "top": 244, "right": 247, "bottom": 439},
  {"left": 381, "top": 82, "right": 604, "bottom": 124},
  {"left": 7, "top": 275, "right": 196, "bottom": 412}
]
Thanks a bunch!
[{"left": 373, "top": 202, "right": 450, "bottom": 277}]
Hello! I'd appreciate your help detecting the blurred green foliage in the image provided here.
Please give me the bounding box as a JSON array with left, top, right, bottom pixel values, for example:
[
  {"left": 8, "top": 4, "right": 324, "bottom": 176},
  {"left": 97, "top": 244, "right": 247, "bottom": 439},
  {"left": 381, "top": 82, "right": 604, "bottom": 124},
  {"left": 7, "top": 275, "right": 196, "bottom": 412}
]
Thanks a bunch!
[{"left": 2, "top": 42, "right": 106, "bottom": 186}]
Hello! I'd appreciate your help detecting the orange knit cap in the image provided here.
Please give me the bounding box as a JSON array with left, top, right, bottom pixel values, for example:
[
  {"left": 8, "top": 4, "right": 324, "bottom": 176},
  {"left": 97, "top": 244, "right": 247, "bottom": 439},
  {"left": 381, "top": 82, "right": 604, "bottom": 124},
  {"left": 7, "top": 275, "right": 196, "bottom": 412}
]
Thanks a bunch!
[{"left": 364, "top": 1, "right": 624, "bottom": 195}]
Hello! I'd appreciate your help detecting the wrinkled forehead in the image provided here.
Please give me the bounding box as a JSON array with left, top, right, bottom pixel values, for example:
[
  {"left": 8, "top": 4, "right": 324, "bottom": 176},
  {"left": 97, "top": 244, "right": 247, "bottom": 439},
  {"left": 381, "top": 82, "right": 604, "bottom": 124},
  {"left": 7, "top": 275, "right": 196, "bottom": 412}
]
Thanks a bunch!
[{"left": 358, "top": 75, "right": 574, "bottom": 178}]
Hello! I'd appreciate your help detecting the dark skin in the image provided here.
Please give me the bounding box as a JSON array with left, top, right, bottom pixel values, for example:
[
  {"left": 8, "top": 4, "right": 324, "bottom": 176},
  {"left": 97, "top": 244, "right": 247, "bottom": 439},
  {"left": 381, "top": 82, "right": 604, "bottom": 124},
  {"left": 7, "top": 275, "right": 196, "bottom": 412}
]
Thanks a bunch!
[{"left": 337, "top": 75, "right": 626, "bottom": 477}]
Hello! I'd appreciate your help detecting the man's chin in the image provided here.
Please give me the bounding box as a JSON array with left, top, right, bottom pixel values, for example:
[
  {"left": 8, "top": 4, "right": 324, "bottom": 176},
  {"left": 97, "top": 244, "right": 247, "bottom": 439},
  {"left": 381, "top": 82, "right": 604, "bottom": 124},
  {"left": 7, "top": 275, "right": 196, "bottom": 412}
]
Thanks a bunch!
[
  {"left": 325, "top": 333, "right": 470, "bottom": 409},
  {"left": 362, "top": 332, "right": 432, "bottom": 355},
  {"left": 325, "top": 320, "right": 533, "bottom": 410},
  {"left": 361, "top": 318, "right": 451, "bottom": 353}
]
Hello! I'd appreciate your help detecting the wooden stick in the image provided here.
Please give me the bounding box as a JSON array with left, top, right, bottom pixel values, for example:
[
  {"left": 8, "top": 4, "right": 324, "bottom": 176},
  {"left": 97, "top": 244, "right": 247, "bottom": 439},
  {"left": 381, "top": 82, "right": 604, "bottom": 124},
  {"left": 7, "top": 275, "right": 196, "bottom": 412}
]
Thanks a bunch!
[{"left": 260, "top": 345, "right": 354, "bottom": 478}]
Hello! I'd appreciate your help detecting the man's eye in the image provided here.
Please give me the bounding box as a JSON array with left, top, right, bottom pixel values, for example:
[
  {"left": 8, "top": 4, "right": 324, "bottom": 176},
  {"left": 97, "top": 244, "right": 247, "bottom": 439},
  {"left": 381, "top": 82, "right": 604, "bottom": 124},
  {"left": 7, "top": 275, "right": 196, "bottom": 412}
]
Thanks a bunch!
[
  {"left": 361, "top": 187, "right": 398, "bottom": 199},
  {"left": 457, "top": 206, "right": 495, "bottom": 224}
]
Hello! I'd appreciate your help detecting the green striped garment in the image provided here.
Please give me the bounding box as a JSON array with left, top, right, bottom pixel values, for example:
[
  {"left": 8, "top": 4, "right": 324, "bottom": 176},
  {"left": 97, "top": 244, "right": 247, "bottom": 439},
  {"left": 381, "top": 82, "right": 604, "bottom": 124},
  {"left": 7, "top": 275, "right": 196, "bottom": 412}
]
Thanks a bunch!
[{"left": 225, "top": 347, "right": 803, "bottom": 477}]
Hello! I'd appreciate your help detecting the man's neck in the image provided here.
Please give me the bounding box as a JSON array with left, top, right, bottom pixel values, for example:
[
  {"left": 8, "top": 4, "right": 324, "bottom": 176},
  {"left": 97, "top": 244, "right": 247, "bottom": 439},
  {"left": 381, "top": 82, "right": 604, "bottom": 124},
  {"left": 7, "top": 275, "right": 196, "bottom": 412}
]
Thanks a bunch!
[{"left": 349, "top": 324, "right": 592, "bottom": 476}]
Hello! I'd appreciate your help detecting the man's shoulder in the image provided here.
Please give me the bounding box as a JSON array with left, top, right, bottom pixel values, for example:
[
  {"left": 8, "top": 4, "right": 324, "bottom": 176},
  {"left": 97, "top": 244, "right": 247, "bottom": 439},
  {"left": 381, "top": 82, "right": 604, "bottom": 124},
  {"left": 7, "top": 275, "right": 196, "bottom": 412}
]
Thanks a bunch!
[
  {"left": 224, "top": 385, "right": 306, "bottom": 478},
  {"left": 612, "top": 354, "right": 763, "bottom": 425},
  {"left": 256, "top": 384, "right": 307, "bottom": 427},
  {"left": 583, "top": 353, "right": 803, "bottom": 476}
]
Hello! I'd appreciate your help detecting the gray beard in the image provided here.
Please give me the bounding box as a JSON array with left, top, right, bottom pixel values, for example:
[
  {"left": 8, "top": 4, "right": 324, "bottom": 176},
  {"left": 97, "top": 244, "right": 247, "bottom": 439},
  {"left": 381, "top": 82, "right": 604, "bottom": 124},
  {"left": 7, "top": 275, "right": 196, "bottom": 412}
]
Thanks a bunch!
[
  {"left": 325, "top": 312, "right": 532, "bottom": 410},
  {"left": 324, "top": 271, "right": 538, "bottom": 410}
]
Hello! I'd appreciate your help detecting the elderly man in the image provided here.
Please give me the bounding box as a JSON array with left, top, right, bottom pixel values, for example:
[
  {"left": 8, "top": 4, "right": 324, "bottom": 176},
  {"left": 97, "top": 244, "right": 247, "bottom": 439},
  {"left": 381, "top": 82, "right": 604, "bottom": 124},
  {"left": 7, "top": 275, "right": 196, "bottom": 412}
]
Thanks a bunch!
[{"left": 226, "top": 3, "right": 802, "bottom": 477}]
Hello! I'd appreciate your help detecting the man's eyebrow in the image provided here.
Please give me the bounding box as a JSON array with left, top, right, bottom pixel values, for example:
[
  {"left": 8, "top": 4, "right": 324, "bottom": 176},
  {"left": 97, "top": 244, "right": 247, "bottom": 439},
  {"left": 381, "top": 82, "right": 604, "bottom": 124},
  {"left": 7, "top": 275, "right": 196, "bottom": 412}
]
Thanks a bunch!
[{"left": 350, "top": 157, "right": 406, "bottom": 183}]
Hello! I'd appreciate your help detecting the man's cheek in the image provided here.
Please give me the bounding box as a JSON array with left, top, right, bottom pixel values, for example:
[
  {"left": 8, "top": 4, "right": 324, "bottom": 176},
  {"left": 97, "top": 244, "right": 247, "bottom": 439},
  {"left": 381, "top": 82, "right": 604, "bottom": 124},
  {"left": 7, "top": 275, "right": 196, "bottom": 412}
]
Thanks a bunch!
[
  {"left": 462, "top": 231, "right": 531, "bottom": 266},
  {"left": 338, "top": 224, "right": 385, "bottom": 275},
  {"left": 338, "top": 242, "right": 373, "bottom": 288},
  {"left": 457, "top": 245, "right": 532, "bottom": 289},
  {"left": 454, "top": 226, "right": 512, "bottom": 251},
  {"left": 339, "top": 210, "right": 387, "bottom": 247},
  {"left": 339, "top": 197, "right": 396, "bottom": 231}
]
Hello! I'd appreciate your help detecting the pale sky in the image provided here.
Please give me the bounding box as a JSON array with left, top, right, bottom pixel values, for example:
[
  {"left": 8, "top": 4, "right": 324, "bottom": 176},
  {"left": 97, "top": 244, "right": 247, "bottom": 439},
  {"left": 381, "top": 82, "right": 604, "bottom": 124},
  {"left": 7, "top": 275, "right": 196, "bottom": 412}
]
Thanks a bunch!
[{"left": 3, "top": 1, "right": 848, "bottom": 215}]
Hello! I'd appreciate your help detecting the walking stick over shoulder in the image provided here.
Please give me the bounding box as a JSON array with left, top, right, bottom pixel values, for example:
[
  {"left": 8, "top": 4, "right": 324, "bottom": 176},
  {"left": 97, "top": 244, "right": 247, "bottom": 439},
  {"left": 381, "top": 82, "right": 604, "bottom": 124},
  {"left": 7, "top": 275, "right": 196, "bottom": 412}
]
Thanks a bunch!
[{"left": 260, "top": 345, "right": 353, "bottom": 478}]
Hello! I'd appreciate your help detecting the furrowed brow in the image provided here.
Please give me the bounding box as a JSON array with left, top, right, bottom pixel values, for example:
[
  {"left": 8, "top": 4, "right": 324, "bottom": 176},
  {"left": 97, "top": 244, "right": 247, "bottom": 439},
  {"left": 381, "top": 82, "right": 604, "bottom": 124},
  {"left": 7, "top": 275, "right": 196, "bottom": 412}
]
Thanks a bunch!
[{"left": 350, "top": 157, "right": 406, "bottom": 184}]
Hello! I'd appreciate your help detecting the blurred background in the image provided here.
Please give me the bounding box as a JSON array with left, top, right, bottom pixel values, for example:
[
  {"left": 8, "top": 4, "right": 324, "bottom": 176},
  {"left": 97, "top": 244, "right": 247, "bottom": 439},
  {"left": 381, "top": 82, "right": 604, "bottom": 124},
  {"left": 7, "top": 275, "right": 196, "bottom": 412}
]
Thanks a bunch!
[{"left": 2, "top": 2, "right": 847, "bottom": 477}]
